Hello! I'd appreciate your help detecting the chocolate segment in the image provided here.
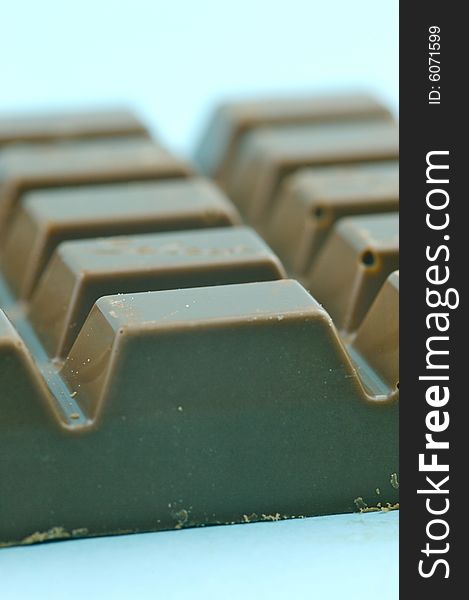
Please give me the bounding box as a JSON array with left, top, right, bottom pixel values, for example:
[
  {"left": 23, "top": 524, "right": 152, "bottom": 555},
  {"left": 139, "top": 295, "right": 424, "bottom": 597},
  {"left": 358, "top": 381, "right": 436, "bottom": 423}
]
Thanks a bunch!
[
  {"left": 1, "top": 178, "right": 239, "bottom": 299},
  {"left": 226, "top": 120, "right": 399, "bottom": 222},
  {"left": 29, "top": 227, "right": 286, "bottom": 359},
  {"left": 0, "top": 138, "right": 191, "bottom": 233},
  {"left": 349, "top": 271, "right": 399, "bottom": 395},
  {"left": 305, "top": 213, "right": 399, "bottom": 333},
  {"left": 266, "top": 161, "right": 399, "bottom": 274},
  {"left": 195, "top": 93, "right": 393, "bottom": 182},
  {"left": 0, "top": 108, "right": 149, "bottom": 146},
  {"left": 0, "top": 280, "right": 397, "bottom": 546}
]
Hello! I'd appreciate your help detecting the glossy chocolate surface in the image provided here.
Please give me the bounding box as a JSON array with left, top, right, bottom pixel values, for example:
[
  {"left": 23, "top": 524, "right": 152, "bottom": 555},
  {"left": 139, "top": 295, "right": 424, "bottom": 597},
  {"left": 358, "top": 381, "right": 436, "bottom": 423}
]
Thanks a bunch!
[{"left": 0, "top": 98, "right": 399, "bottom": 546}]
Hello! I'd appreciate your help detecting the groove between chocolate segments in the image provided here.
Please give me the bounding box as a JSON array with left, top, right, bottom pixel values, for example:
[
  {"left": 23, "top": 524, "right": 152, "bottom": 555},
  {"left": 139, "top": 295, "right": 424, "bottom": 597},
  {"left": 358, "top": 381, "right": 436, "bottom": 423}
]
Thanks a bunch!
[
  {"left": 28, "top": 227, "right": 286, "bottom": 359},
  {"left": 305, "top": 212, "right": 399, "bottom": 335},
  {"left": 224, "top": 119, "right": 399, "bottom": 223},
  {"left": 0, "top": 278, "right": 398, "bottom": 433},
  {"left": 1, "top": 177, "right": 241, "bottom": 299},
  {"left": 266, "top": 161, "right": 399, "bottom": 276},
  {"left": 0, "top": 278, "right": 88, "bottom": 428},
  {"left": 0, "top": 136, "right": 192, "bottom": 234},
  {"left": 348, "top": 271, "right": 399, "bottom": 395},
  {"left": 195, "top": 92, "right": 394, "bottom": 182}
]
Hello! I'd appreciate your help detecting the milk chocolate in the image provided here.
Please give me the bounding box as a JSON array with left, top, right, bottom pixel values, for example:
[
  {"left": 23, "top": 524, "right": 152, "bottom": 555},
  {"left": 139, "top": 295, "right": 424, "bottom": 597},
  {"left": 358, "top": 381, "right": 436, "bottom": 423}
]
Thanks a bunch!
[
  {"left": 266, "top": 161, "right": 399, "bottom": 275},
  {"left": 0, "top": 98, "right": 399, "bottom": 547},
  {"left": 29, "top": 226, "right": 286, "bottom": 359},
  {"left": 195, "top": 93, "right": 393, "bottom": 182},
  {"left": 349, "top": 271, "right": 399, "bottom": 395},
  {"left": 1, "top": 281, "right": 398, "bottom": 546},
  {"left": 1, "top": 178, "right": 240, "bottom": 298},
  {"left": 0, "top": 108, "right": 149, "bottom": 146},
  {"left": 227, "top": 120, "right": 398, "bottom": 223},
  {"left": 0, "top": 138, "right": 191, "bottom": 234},
  {"left": 305, "top": 213, "right": 399, "bottom": 333}
]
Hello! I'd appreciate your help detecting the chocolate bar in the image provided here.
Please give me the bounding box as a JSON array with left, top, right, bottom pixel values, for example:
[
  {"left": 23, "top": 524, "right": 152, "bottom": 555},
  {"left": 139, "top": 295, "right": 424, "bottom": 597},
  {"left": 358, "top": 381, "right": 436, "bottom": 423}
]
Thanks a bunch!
[{"left": 0, "top": 97, "right": 399, "bottom": 547}]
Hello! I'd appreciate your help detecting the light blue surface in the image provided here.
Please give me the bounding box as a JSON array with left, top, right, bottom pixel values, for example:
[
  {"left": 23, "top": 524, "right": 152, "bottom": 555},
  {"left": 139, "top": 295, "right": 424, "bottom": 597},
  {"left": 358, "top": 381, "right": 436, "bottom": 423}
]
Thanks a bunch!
[
  {"left": 0, "top": 1, "right": 398, "bottom": 597},
  {"left": 0, "top": 512, "right": 399, "bottom": 599}
]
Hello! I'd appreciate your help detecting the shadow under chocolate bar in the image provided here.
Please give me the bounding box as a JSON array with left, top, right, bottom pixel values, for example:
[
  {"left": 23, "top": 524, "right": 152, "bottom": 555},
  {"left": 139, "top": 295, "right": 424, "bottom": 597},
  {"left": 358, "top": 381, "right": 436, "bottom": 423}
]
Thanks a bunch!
[{"left": 0, "top": 98, "right": 398, "bottom": 547}]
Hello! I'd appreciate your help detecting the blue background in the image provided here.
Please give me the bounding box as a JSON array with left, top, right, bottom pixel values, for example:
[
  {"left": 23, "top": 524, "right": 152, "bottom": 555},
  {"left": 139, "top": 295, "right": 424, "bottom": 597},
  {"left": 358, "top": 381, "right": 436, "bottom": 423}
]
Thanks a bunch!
[
  {"left": 0, "top": 0, "right": 398, "bottom": 155},
  {"left": 0, "top": 1, "right": 398, "bottom": 598}
]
